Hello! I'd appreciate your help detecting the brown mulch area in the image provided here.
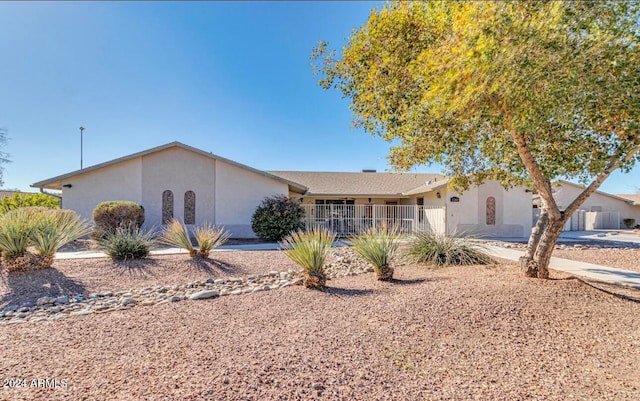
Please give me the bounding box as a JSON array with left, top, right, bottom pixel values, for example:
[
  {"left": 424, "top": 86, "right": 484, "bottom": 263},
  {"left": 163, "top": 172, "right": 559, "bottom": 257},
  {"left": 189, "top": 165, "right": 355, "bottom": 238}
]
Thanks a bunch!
[{"left": 0, "top": 250, "right": 639, "bottom": 400}]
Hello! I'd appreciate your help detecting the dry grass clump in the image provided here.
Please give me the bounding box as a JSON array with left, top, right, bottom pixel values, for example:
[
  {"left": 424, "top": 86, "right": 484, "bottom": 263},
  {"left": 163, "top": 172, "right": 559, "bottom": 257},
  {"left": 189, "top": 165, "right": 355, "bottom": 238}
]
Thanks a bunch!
[
  {"left": 406, "top": 231, "right": 494, "bottom": 266},
  {"left": 160, "top": 219, "right": 230, "bottom": 258},
  {"left": 280, "top": 227, "right": 335, "bottom": 289},
  {"left": 350, "top": 225, "right": 401, "bottom": 281}
]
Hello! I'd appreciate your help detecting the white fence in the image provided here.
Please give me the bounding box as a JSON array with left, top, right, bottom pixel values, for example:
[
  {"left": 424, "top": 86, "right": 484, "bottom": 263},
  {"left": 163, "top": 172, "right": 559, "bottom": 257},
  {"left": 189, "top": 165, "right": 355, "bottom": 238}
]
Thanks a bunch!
[{"left": 302, "top": 205, "right": 446, "bottom": 236}]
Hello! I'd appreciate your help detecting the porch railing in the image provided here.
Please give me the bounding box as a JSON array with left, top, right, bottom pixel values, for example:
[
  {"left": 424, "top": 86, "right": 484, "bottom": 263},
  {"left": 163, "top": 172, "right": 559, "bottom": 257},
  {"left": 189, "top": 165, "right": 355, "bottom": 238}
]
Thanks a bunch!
[{"left": 301, "top": 204, "right": 446, "bottom": 236}]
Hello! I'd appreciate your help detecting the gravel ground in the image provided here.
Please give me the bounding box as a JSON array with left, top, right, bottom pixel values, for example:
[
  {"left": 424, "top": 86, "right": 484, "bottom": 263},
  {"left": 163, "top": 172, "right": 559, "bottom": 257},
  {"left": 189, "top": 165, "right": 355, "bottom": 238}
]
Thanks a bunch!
[{"left": 1, "top": 248, "right": 639, "bottom": 400}]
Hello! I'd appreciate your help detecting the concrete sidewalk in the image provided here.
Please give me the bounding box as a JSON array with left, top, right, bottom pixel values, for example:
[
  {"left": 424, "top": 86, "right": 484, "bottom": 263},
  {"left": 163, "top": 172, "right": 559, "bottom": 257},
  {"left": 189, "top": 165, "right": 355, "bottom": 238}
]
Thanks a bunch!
[
  {"left": 54, "top": 243, "right": 282, "bottom": 260},
  {"left": 485, "top": 245, "right": 640, "bottom": 289}
]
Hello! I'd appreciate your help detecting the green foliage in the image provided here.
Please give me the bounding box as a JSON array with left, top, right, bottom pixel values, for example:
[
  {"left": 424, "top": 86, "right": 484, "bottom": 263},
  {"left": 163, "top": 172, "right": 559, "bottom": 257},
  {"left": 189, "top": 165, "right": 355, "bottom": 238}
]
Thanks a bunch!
[
  {"left": 623, "top": 218, "right": 636, "bottom": 228},
  {"left": 280, "top": 227, "right": 335, "bottom": 289},
  {"left": 97, "top": 225, "right": 155, "bottom": 261},
  {"left": 31, "top": 209, "right": 90, "bottom": 263},
  {"left": 0, "top": 207, "right": 89, "bottom": 270},
  {"left": 0, "top": 192, "right": 59, "bottom": 213},
  {"left": 312, "top": 2, "right": 640, "bottom": 189},
  {"left": 92, "top": 201, "right": 145, "bottom": 239},
  {"left": 251, "top": 195, "right": 305, "bottom": 242},
  {"left": 350, "top": 226, "right": 400, "bottom": 281},
  {"left": 0, "top": 208, "right": 34, "bottom": 261},
  {"left": 313, "top": 1, "right": 640, "bottom": 277},
  {"left": 405, "top": 231, "right": 493, "bottom": 267},
  {"left": 194, "top": 223, "right": 231, "bottom": 258}
]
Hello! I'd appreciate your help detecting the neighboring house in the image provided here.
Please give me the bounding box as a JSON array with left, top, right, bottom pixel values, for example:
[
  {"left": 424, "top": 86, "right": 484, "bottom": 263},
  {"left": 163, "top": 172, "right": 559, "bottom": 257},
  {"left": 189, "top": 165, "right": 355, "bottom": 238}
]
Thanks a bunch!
[
  {"left": 533, "top": 180, "right": 640, "bottom": 230},
  {"left": 32, "top": 142, "right": 306, "bottom": 237},
  {"left": 32, "top": 141, "right": 532, "bottom": 238}
]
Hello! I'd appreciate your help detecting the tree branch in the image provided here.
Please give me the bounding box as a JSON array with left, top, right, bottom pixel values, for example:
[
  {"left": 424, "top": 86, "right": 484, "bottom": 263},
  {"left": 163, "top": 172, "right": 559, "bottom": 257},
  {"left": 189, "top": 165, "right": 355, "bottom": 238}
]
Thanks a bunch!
[
  {"left": 564, "top": 143, "right": 640, "bottom": 218},
  {"left": 509, "top": 132, "right": 562, "bottom": 220}
]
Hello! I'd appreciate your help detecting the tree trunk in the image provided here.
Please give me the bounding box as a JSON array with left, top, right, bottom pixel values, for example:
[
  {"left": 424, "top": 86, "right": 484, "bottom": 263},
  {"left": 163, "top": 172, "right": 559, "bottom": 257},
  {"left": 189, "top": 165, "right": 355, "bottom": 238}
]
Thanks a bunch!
[
  {"left": 520, "top": 208, "right": 549, "bottom": 277},
  {"left": 532, "top": 219, "right": 565, "bottom": 279}
]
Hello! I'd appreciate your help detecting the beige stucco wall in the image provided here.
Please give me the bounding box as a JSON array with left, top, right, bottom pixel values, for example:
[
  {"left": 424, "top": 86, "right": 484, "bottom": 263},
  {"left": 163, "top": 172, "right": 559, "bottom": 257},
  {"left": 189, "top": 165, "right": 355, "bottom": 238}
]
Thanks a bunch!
[
  {"left": 215, "top": 159, "right": 289, "bottom": 237},
  {"left": 61, "top": 158, "right": 143, "bottom": 223},
  {"left": 447, "top": 180, "right": 532, "bottom": 238},
  {"left": 59, "top": 146, "right": 290, "bottom": 238},
  {"left": 552, "top": 183, "right": 640, "bottom": 224},
  {"left": 140, "top": 147, "right": 216, "bottom": 231}
]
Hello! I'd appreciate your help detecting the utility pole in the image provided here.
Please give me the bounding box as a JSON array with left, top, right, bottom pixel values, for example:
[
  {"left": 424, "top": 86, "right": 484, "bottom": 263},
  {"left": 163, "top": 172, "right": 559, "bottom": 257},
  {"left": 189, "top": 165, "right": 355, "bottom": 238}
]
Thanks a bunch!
[{"left": 80, "top": 126, "right": 85, "bottom": 169}]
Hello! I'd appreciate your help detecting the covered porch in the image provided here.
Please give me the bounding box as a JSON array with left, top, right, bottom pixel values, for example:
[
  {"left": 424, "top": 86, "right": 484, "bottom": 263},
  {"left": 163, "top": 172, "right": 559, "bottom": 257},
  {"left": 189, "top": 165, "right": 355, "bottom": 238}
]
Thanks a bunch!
[{"left": 301, "top": 204, "right": 446, "bottom": 236}]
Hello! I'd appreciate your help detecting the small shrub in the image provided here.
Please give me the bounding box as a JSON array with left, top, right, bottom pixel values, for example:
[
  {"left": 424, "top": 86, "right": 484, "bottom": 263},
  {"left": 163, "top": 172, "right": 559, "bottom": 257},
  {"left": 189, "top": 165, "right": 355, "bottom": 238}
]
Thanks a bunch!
[
  {"left": 0, "top": 192, "right": 59, "bottom": 214},
  {"left": 159, "top": 220, "right": 229, "bottom": 258},
  {"left": 160, "top": 219, "right": 196, "bottom": 256},
  {"left": 97, "top": 225, "right": 155, "bottom": 261},
  {"left": 0, "top": 207, "right": 89, "bottom": 271},
  {"left": 623, "top": 218, "right": 636, "bottom": 228},
  {"left": 92, "top": 201, "right": 145, "bottom": 239},
  {"left": 0, "top": 208, "right": 36, "bottom": 271},
  {"left": 406, "top": 231, "right": 494, "bottom": 266},
  {"left": 350, "top": 226, "right": 400, "bottom": 281},
  {"left": 280, "top": 227, "right": 335, "bottom": 289},
  {"left": 30, "top": 209, "right": 90, "bottom": 268},
  {"left": 194, "top": 224, "right": 231, "bottom": 258},
  {"left": 251, "top": 195, "right": 305, "bottom": 242}
]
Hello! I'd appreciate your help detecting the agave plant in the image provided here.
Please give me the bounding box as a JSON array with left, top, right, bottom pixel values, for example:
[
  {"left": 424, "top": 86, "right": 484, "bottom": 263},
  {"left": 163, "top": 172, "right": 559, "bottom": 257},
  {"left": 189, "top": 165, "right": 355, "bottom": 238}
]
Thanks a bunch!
[
  {"left": 30, "top": 209, "right": 90, "bottom": 268},
  {"left": 193, "top": 223, "right": 231, "bottom": 258},
  {"left": 280, "top": 227, "right": 335, "bottom": 289},
  {"left": 97, "top": 225, "right": 156, "bottom": 261},
  {"left": 159, "top": 219, "right": 196, "bottom": 256},
  {"left": 350, "top": 225, "right": 401, "bottom": 281},
  {"left": 405, "top": 230, "right": 494, "bottom": 266}
]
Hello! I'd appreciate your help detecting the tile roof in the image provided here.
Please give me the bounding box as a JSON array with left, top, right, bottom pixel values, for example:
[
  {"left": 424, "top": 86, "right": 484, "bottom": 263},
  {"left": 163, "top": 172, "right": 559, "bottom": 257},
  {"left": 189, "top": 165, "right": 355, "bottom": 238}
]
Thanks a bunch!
[
  {"left": 268, "top": 171, "right": 446, "bottom": 197},
  {"left": 0, "top": 190, "right": 40, "bottom": 199}
]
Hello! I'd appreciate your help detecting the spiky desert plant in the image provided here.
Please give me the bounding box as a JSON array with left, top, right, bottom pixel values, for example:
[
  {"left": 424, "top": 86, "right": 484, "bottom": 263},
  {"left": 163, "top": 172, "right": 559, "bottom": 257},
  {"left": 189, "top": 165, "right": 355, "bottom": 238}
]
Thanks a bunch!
[
  {"left": 0, "top": 208, "right": 36, "bottom": 271},
  {"left": 350, "top": 225, "right": 400, "bottom": 281},
  {"left": 193, "top": 224, "right": 231, "bottom": 258},
  {"left": 97, "top": 225, "right": 156, "bottom": 261},
  {"left": 280, "top": 227, "right": 335, "bottom": 289},
  {"left": 159, "top": 219, "right": 196, "bottom": 256},
  {"left": 406, "top": 231, "right": 494, "bottom": 266},
  {"left": 30, "top": 209, "right": 90, "bottom": 268}
]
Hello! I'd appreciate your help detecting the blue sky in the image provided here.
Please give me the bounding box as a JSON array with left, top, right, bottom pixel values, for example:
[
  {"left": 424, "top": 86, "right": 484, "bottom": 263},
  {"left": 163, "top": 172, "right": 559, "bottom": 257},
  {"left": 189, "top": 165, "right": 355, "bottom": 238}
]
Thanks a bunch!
[{"left": 0, "top": 1, "right": 637, "bottom": 195}]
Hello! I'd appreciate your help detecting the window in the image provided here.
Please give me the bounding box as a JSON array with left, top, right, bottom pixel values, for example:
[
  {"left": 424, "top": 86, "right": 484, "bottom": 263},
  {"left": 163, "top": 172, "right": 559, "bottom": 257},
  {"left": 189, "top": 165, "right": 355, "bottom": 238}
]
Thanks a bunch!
[
  {"left": 417, "top": 197, "right": 424, "bottom": 222},
  {"left": 486, "top": 196, "right": 496, "bottom": 225},
  {"left": 184, "top": 191, "right": 196, "bottom": 224},
  {"left": 162, "top": 190, "right": 174, "bottom": 224}
]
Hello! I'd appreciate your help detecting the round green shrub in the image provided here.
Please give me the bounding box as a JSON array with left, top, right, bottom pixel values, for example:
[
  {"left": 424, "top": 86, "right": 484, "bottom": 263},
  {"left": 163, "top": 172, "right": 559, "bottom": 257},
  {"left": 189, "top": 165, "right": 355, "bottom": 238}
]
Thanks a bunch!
[
  {"left": 251, "top": 195, "right": 305, "bottom": 242},
  {"left": 92, "top": 201, "right": 145, "bottom": 239}
]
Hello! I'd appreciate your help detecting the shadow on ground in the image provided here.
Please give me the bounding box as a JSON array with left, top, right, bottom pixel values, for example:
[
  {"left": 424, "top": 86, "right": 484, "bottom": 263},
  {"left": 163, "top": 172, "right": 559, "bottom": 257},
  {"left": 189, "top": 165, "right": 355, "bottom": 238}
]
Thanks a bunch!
[
  {"left": 185, "top": 258, "right": 242, "bottom": 276},
  {"left": 0, "top": 267, "right": 86, "bottom": 308}
]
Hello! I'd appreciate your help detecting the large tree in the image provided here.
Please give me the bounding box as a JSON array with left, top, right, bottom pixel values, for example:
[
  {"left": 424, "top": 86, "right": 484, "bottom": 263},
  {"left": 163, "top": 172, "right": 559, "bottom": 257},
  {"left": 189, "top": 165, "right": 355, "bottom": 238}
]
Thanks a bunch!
[{"left": 312, "top": 1, "right": 640, "bottom": 278}]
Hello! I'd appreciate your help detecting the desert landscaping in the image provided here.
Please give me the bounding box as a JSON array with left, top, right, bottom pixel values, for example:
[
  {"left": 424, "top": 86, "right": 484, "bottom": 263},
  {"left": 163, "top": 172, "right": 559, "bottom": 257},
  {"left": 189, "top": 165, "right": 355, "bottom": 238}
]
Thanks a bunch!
[{"left": 1, "top": 244, "right": 639, "bottom": 400}]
